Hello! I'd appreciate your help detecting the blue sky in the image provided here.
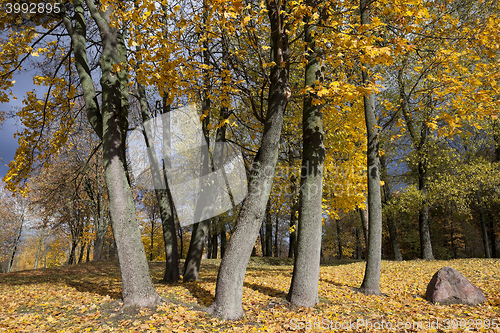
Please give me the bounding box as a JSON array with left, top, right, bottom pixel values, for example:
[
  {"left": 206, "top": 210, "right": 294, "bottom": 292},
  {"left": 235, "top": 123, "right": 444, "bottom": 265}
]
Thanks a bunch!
[{"left": 0, "top": 72, "right": 37, "bottom": 180}]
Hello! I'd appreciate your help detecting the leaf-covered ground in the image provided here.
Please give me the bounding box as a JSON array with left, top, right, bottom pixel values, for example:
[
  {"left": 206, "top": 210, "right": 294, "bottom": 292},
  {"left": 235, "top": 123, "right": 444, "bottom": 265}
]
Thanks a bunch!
[{"left": 0, "top": 258, "right": 499, "bottom": 332}]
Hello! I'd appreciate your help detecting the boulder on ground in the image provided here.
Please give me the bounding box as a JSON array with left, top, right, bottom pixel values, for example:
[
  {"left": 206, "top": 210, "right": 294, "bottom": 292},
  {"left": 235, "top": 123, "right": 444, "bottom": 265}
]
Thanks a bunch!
[{"left": 425, "top": 266, "right": 487, "bottom": 305}]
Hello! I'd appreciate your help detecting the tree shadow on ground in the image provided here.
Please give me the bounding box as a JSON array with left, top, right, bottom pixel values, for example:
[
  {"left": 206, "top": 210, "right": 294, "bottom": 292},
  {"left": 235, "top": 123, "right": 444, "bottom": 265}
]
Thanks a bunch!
[
  {"left": 182, "top": 281, "right": 214, "bottom": 307},
  {"left": 243, "top": 282, "right": 287, "bottom": 298},
  {"left": 319, "top": 278, "right": 356, "bottom": 289},
  {"left": 0, "top": 261, "right": 123, "bottom": 299}
]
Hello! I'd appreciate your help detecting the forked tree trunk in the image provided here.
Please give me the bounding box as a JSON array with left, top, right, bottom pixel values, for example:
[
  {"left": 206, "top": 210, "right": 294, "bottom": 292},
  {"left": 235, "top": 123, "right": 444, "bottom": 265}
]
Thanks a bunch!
[
  {"left": 287, "top": 3, "right": 325, "bottom": 307},
  {"left": 84, "top": 0, "right": 161, "bottom": 307},
  {"left": 358, "top": 0, "right": 383, "bottom": 296},
  {"left": 206, "top": 0, "right": 290, "bottom": 319}
]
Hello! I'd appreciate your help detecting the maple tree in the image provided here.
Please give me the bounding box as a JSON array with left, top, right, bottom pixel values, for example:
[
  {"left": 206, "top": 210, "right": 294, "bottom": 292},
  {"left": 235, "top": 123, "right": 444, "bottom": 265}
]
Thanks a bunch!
[{"left": 1, "top": 0, "right": 500, "bottom": 327}]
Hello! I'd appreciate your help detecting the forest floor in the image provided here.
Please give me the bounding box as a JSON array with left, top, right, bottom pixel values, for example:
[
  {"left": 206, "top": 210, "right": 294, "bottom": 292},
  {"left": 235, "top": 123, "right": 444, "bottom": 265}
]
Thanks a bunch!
[{"left": 0, "top": 258, "right": 499, "bottom": 332}]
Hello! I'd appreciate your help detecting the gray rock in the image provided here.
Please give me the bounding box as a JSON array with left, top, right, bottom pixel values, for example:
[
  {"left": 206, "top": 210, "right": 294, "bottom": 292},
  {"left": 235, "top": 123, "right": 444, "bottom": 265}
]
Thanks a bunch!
[{"left": 426, "top": 267, "right": 487, "bottom": 305}]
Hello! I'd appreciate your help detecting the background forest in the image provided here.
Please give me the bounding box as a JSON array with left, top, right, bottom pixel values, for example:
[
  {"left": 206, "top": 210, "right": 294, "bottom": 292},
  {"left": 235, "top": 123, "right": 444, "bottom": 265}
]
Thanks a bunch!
[{"left": 0, "top": 0, "right": 499, "bottom": 325}]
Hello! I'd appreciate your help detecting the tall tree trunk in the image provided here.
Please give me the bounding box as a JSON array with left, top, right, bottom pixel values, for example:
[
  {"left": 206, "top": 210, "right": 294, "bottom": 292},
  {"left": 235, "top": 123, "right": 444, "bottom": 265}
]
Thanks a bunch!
[
  {"left": 398, "top": 58, "right": 434, "bottom": 260},
  {"left": 265, "top": 200, "right": 273, "bottom": 257},
  {"left": 288, "top": 177, "right": 298, "bottom": 259},
  {"left": 260, "top": 224, "right": 266, "bottom": 256},
  {"left": 220, "top": 222, "right": 227, "bottom": 257},
  {"left": 488, "top": 210, "right": 497, "bottom": 258},
  {"left": 274, "top": 214, "right": 279, "bottom": 257},
  {"left": 358, "top": 0, "right": 383, "bottom": 296},
  {"left": 92, "top": 182, "right": 108, "bottom": 261},
  {"left": 85, "top": 0, "right": 161, "bottom": 307},
  {"left": 63, "top": 0, "right": 160, "bottom": 307},
  {"left": 287, "top": 3, "right": 325, "bottom": 307},
  {"left": 86, "top": 243, "right": 91, "bottom": 262},
  {"left": 358, "top": 207, "right": 369, "bottom": 249},
  {"left": 212, "top": 227, "right": 218, "bottom": 259},
  {"left": 93, "top": 215, "right": 108, "bottom": 261},
  {"left": 207, "top": 0, "right": 290, "bottom": 319},
  {"left": 355, "top": 227, "right": 362, "bottom": 259},
  {"left": 418, "top": 163, "right": 433, "bottom": 259},
  {"left": 207, "top": 231, "right": 213, "bottom": 259},
  {"left": 477, "top": 193, "right": 491, "bottom": 258},
  {"left": 135, "top": 14, "right": 180, "bottom": 279},
  {"left": 78, "top": 241, "right": 86, "bottom": 264},
  {"left": 183, "top": 0, "right": 212, "bottom": 281},
  {"left": 157, "top": 184, "right": 180, "bottom": 282},
  {"left": 68, "top": 239, "right": 78, "bottom": 266},
  {"left": 380, "top": 155, "right": 402, "bottom": 261},
  {"left": 336, "top": 219, "right": 343, "bottom": 260}
]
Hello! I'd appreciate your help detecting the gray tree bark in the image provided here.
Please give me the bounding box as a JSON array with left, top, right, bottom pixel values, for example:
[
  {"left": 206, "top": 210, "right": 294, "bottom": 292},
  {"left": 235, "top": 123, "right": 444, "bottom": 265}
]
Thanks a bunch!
[
  {"left": 66, "top": 0, "right": 162, "bottom": 307},
  {"left": 358, "top": 0, "right": 383, "bottom": 296},
  {"left": 287, "top": 1, "right": 325, "bottom": 307},
  {"left": 206, "top": 0, "right": 290, "bottom": 319}
]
